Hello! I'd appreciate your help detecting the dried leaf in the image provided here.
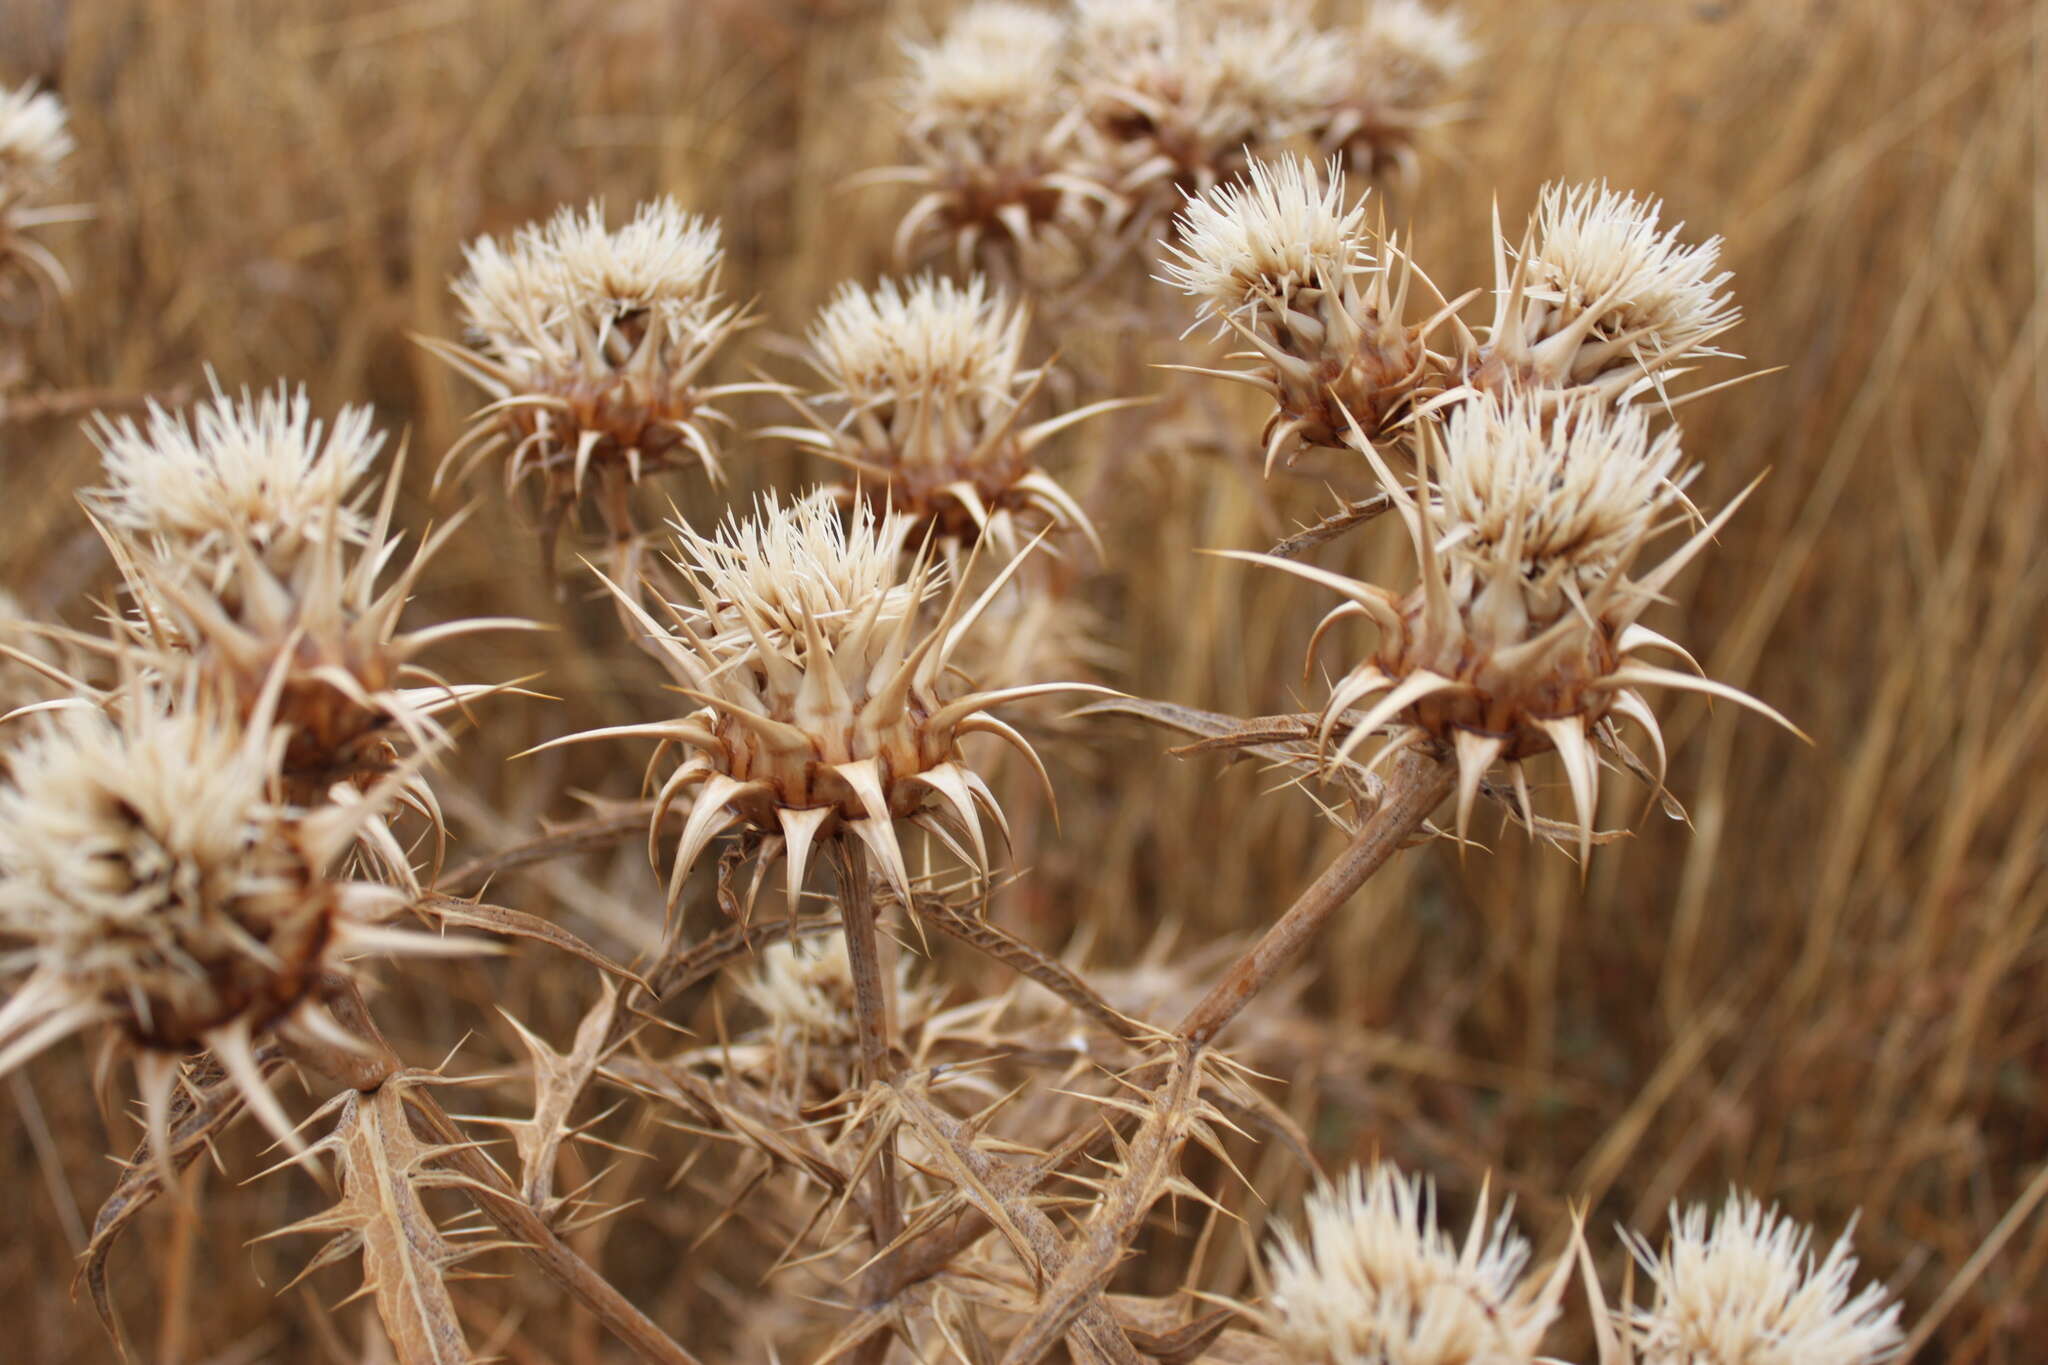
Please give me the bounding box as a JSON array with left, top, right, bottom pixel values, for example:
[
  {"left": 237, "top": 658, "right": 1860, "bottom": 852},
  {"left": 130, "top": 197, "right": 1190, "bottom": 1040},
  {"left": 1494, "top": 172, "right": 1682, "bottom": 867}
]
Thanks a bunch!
[{"left": 416, "top": 894, "right": 650, "bottom": 993}]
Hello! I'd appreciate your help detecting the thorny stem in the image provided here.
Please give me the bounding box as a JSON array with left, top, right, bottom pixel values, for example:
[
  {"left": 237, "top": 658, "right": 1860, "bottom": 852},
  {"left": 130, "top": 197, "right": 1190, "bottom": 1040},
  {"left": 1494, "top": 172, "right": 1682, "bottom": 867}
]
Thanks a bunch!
[
  {"left": 834, "top": 839, "right": 907, "bottom": 1361},
  {"left": 290, "top": 978, "right": 702, "bottom": 1365},
  {"left": 1177, "top": 746, "right": 1452, "bottom": 1048}
]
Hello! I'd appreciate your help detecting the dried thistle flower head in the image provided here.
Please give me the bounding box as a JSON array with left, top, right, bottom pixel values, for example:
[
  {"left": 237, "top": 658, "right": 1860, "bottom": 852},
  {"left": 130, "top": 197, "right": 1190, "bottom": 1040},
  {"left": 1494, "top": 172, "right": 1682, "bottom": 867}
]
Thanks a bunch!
[
  {"left": 427, "top": 198, "right": 765, "bottom": 547},
  {"left": 1626, "top": 1192, "right": 1903, "bottom": 1365},
  {"left": 1160, "top": 156, "right": 1442, "bottom": 470},
  {"left": 539, "top": 490, "right": 1110, "bottom": 916},
  {"left": 0, "top": 678, "right": 457, "bottom": 1156},
  {"left": 1237, "top": 390, "right": 1796, "bottom": 860},
  {"left": 773, "top": 274, "right": 1132, "bottom": 555},
  {"left": 88, "top": 386, "right": 524, "bottom": 824},
  {"left": 0, "top": 82, "right": 83, "bottom": 300},
  {"left": 1259, "top": 1162, "right": 1569, "bottom": 1364},
  {"left": 85, "top": 379, "right": 383, "bottom": 580},
  {"left": 1076, "top": 1, "right": 1347, "bottom": 202},
  {"left": 1478, "top": 181, "right": 1739, "bottom": 401},
  {"left": 1319, "top": 0, "right": 1479, "bottom": 183},
  {"left": 886, "top": 2, "right": 1108, "bottom": 280}
]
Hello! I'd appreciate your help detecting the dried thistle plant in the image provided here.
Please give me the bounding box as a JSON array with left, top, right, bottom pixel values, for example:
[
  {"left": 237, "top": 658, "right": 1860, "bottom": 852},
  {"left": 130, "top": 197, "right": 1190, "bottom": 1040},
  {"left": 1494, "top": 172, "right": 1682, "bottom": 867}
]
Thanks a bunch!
[
  {"left": 0, "top": 674, "right": 465, "bottom": 1162},
  {"left": 1620, "top": 1193, "right": 1904, "bottom": 1365},
  {"left": 879, "top": 1, "right": 1112, "bottom": 284},
  {"left": 424, "top": 198, "right": 770, "bottom": 562},
  {"left": 1160, "top": 154, "right": 1457, "bottom": 471},
  {"left": 1256, "top": 1161, "right": 1572, "bottom": 1364},
  {"left": 1317, "top": 0, "right": 1481, "bottom": 185},
  {"left": 1230, "top": 391, "right": 1797, "bottom": 859},
  {"left": 542, "top": 489, "right": 1110, "bottom": 915},
  {"left": 0, "top": 80, "right": 80, "bottom": 305},
  {"left": 770, "top": 274, "right": 1136, "bottom": 558},
  {"left": 84, "top": 383, "right": 527, "bottom": 848}
]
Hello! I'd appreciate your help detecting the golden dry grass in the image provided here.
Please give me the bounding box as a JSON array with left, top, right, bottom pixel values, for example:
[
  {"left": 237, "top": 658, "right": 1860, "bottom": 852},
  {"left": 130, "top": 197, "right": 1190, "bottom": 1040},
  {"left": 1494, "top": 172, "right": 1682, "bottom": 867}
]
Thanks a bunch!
[{"left": 2, "top": 0, "right": 2044, "bottom": 1360}]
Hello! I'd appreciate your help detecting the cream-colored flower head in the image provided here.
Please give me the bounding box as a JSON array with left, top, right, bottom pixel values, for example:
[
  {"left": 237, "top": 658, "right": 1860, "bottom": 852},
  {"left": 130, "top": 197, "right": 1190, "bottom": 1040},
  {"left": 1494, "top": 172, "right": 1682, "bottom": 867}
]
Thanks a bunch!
[
  {"left": 1237, "top": 390, "right": 1796, "bottom": 859},
  {"left": 0, "top": 81, "right": 81, "bottom": 295},
  {"left": 89, "top": 387, "right": 523, "bottom": 826},
  {"left": 0, "top": 82, "right": 73, "bottom": 211},
  {"left": 1626, "top": 1192, "right": 1903, "bottom": 1365},
  {"left": 1161, "top": 155, "right": 1442, "bottom": 470},
  {"left": 538, "top": 490, "right": 1111, "bottom": 917},
  {"left": 885, "top": 2, "right": 1108, "bottom": 281},
  {"left": 1160, "top": 154, "right": 1371, "bottom": 325},
  {"left": 1315, "top": 1, "right": 1477, "bottom": 185},
  {"left": 428, "top": 198, "right": 763, "bottom": 536},
  {"left": 1260, "top": 1163, "right": 1569, "bottom": 1364},
  {"left": 85, "top": 380, "right": 383, "bottom": 577},
  {"left": 774, "top": 274, "right": 1132, "bottom": 555},
  {"left": 0, "top": 676, "right": 455, "bottom": 1159},
  {"left": 1480, "top": 181, "right": 1738, "bottom": 401},
  {"left": 1358, "top": 0, "right": 1479, "bottom": 110},
  {"left": 1077, "top": 2, "right": 1345, "bottom": 198}
]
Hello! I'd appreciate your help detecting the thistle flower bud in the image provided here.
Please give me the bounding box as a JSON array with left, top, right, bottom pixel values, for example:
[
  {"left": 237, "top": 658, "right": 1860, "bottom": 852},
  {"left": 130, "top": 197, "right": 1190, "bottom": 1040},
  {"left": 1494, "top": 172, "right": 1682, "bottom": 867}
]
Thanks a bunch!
[
  {"left": 86, "top": 385, "right": 523, "bottom": 819},
  {"left": 1477, "top": 181, "right": 1739, "bottom": 402},
  {"left": 0, "top": 678, "right": 458, "bottom": 1156},
  {"left": 1259, "top": 1163, "right": 1568, "bottom": 1364},
  {"left": 886, "top": 3, "right": 1108, "bottom": 280},
  {"left": 538, "top": 491, "right": 1111, "bottom": 917},
  {"left": 1625, "top": 1193, "right": 1903, "bottom": 1365},
  {"left": 1236, "top": 391, "right": 1796, "bottom": 860},
  {"left": 1318, "top": 0, "right": 1480, "bottom": 184},
  {"left": 427, "top": 198, "right": 765, "bottom": 543},
  {"left": 772, "top": 274, "right": 1132, "bottom": 556},
  {"left": 0, "top": 81, "right": 79, "bottom": 296},
  {"left": 1160, "top": 156, "right": 1441, "bottom": 471}
]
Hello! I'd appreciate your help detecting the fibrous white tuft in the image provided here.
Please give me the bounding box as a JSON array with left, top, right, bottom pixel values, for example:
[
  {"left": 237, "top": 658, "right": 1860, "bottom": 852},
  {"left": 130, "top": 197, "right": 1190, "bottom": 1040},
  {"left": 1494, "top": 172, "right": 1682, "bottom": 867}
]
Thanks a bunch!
[
  {"left": 1626, "top": 1192, "right": 1904, "bottom": 1365},
  {"left": 1261, "top": 1162, "right": 1568, "bottom": 1364}
]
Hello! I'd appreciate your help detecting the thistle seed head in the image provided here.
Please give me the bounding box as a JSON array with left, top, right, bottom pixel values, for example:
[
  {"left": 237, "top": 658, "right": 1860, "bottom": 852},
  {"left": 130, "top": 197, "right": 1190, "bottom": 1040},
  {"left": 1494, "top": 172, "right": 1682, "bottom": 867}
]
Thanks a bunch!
[
  {"left": 1358, "top": 0, "right": 1480, "bottom": 110},
  {"left": 1625, "top": 1193, "right": 1903, "bottom": 1365},
  {"left": 0, "top": 82, "right": 73, "bottom": 213},
  {"left": 1481, "top": 181, "right": 1738, "bottom": 400},
  {"left": 85, "top": 380, "right": 383, "bottom": 581},
  {"left": 1161, "top": 156, "right": 1439, "bottom": 470},
  {"left": 903, "top": 2, "right": 1068, "bottom": 131},
  {"left": 0, "top": 81, "right": 80, "bottom": 297},
  {"left": 91, "top": 388, "right": 520, "bottom": 817},
  {"left": 1260, "top": 1162, "right": 1567, "bottom": 1364},
  {"left": 1243, "top": 390, "right": 1795, "bottom": 859},
  {"left": 779, "top": 274, "right": 1120, "bottom": 555},
  {"left": 545, "top": 490, "right": 1109, "bottom": 917},
  {"left": 429, "top": 197, "right": 756, "bottom": 528}
]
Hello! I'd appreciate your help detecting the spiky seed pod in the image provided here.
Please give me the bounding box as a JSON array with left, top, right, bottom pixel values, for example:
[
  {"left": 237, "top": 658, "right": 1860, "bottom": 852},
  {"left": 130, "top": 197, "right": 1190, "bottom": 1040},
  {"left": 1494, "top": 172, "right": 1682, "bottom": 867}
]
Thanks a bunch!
[
  {"left": 1472, "top": 181, "right": 1739, "bottom": 403},
  {"left": 0, "top": 678, "right": 464, "bottom": 1158},
  {"left": 1624, "top": 1193, "right": 1903, "bottom": 1365},
  {"left": 883, "top": 2, "right": 1113, "bottom": 282},
  {"left": 426, "top": 198, "right": 768, "bottom": 545},
  {"left": 1317, "top": 0, "right": 1479, "bottom": 185},
  {"left": 537, "top": 491, "right": 1111, "bottom": 917},
  {"left": 770, "top": 274, "right": 1134, "bottom": 557},
  {"left": 1234, "top": 391, "right": 1797, "bottom": 861},
  {"left": 1160, "top": 156, "right": 1447, "bottom": 472},
  {"left": 1258, "top": 1162, "right": 1571, "bottom": 1364},
  {"left": 1074, "top": 0, "right": 1348, "bottom": 208},
  {"left": 730, "top": 937, "right": 940, "bottom": 1092},
  {"left": 86, "top": 385, "right": 525, "bottom": 823},
  {"left": 0, "top": 81, "right": 81, "bottom": 298}
]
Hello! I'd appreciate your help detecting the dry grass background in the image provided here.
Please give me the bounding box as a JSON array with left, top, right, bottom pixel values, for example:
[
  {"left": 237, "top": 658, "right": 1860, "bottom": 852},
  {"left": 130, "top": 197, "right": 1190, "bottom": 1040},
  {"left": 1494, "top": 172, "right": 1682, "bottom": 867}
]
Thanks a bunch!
[{"left": 2, "top": 0, "right": 2045, "bottom": 1360}]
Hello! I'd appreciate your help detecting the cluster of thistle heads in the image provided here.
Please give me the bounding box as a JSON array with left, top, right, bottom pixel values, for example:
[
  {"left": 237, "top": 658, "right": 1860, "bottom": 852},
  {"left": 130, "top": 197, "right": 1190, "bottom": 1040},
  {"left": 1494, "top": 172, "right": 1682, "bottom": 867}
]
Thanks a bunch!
[
  {"left": 0, "top": 36, "right": 1917, "bottom": 1365},
  {"left": 872, "top": 0, "right": 1480, "bottom": 287},
  {"left": 1158, "top": 152, "right": 1790, "bottom": 860}
]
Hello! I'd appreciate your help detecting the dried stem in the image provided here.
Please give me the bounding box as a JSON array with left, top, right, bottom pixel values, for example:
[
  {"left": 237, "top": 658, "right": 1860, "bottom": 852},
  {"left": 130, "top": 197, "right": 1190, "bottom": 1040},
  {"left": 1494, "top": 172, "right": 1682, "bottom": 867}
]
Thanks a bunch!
[
  {"left": 1177, "top": 746, "right": 1452, "bottom": 1048},
  {"left": 834, "top": 838, "right": 906, "bottom": 1355},
  {"left": 290, "top": 979, "right": 703, "bottom": 1365}
]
